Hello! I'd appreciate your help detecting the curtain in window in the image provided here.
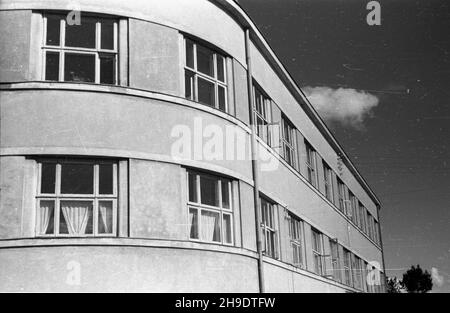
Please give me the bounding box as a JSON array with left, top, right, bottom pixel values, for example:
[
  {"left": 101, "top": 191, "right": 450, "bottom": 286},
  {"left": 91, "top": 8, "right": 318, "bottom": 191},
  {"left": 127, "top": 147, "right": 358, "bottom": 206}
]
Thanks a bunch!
[
  {"left": 61, "top": 201, "right": 91, "bottom": 235},
  {"left": 201, "top": 211, "right": 219, "bottom": 241},
  {"left": 39, "top": 201, "right": 53, "bottom": 234},
  {"left": 188, "top": 209, "right": 198, "bottom": 239},
  {"left": 98, "top": 201, "right": 112, "bottom": 234}
]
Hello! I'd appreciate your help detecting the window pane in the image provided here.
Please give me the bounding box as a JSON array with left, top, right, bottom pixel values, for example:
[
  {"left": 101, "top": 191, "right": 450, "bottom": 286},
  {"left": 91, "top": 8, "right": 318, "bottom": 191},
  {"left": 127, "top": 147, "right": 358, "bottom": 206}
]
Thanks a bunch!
[
  {"left": 189, "top": 208, "right": 199, "bottom": 239},
  {"left": 221, "top": 180, "right": 230, "bottom": 209},
  {"left": 64, "top": 53, "right": 96, "bottom": 82},
  {"left": 45, "top": 52, "right": 60, "bottom": 81},
  {"left": 223, "top": 214, "right": 232, "bottom": 244},
  {"left": 185, "top": 70, "right": 195, "bottom": 100},
  {"left": 188, "top": 173, "right": 198, "bottom": 203},
  {"left": 60, "top": 200, "right": 93, "bottom": 235},
  {"left": 200, "top": 175, "right": 219, "bottom": 207},
  {"left": 196, "top": 45, "right": 214, "bottom": 77},
  {"left": 99, "top": 164, "right": 113, "bottom": 194},
  {"left": 100, "top": 55, "right": 115, "bottom": 84},
  {"left": 46, "top": 15, "right": 60, "bottom": 46},
  {"left": 200, "top": 210, "right": 220, "bottom": 242},
  {"left": 218, "top": 85, "right": 226, "bottom": 111},
  {"left": 40, "top": 163, "right": 56, "bottom": 193},
  {"left": 197, "top": 77, "right": 215, "bottom": 107},
  {"left": 98, "top": 201, "right": 113, "bottom": 234},
  {"left": 39, "top": 200, "right": 55, "bottom": 235},
  {"left": 65, "top": 17, "right": 96, "bottom": 48},
  {"left": 217, "top": 55, "right": 225, "bottom": 82},
  {"left": 61, "top": 163, "right": 94, "bottom": 194},
  {"left": 186, "top": 40, "right": 195, "bottom": 68},
  {"left": 101, "top": 20, "right": 114, "bottom": 50}
]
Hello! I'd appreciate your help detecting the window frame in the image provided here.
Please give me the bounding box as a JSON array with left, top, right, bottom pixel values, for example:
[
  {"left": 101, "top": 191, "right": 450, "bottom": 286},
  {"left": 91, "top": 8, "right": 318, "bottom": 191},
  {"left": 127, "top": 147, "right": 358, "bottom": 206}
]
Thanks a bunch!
[
  {"left": 348, "top": 191, "right": 358, "bottom": 222},
  {"left": 260, "top": 197, "right": 278, "bottom": 259},
  {"left": 337, "top": 178, "right": 346, "bottom": 213},
  {"left": 42, "top": 13, "right": 119, "bottom": 84},
  {"left": 288, "top": 213, "right": 305, "bottom": 268},
  {"left": 311, "top": 228, "right": 325, "bottom": 276},
  {"left": 352, "top": 254, "right": 363, "bottom": 290},
  {"left": 374, "top": 220, "right": 380, "bottom": 245},
  {"left": 184, "top": 38, "right": 228, "bottom": 112},
  {"left": 252, "top": 84, "right": 272, "bottom": 146},
  {"left": 329, "top": 239, "right": 341, "bottom": 282},
  {"left": 187, "top": 171, "right": 234, "bottom": 246},
  {"left": 281, "top": 114, "right": 297, "bottom": 168},
  {"left": 359, "top": 202, "right": 368, "bottom": 233},
  {"left": 36, "top": 158, "right": 118, "bottom": 237},
  {"left": 305, "top": 140, "right": 318, "bottom": 188},
  {"left": 323, "top": 161, "right": 334, "bottom": 202},
  {"left": 343, "top": 248, "right": 353, "bottom": 286}
]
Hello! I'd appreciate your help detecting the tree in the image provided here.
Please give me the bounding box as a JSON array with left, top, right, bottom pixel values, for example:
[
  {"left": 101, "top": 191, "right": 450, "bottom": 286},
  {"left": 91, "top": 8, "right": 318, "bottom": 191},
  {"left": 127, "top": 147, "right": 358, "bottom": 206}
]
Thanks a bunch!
[
  {"left": 386, "top": 277, "right": 404, "bottom": 293},
  {"left": 402, "top": 265, "right": 433, "bottom": 293}
]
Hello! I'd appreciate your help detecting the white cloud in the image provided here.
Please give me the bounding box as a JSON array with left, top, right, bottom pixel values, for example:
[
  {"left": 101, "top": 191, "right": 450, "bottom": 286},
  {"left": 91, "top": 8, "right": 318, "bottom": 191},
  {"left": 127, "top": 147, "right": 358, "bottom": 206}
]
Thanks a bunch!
[
  {"left": 303, "top": 86, "right": 379, "bottom": 130},
  {"left": 431, "top": 267, "right": 445, "bottom": 287}
]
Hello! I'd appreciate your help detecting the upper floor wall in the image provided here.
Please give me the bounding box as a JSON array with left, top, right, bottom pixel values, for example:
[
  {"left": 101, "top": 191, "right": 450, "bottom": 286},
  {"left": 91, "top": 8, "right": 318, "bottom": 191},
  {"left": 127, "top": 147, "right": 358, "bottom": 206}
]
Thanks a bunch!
[{"left": 0, "top": 0, "right": 381, "bottom": 233}]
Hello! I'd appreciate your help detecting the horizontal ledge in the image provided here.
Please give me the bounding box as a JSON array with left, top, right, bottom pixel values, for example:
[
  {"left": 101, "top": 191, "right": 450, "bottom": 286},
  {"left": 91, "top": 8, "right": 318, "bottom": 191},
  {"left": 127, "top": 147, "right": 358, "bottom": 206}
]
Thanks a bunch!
[
  {"left": 0, "top": 81, "right": 251, "bottom": 133},
  {"left": 0, "top": 237, "right": 363, "bottom": 292},
  {"left": 263, "top": 256, "right": 363, "bottom": 293},
  {"left": 0, "top": 146, "right": 255, "bottom": 186},
  {"left": 0, "top": 237, "right": 258, "bottom": 259}
]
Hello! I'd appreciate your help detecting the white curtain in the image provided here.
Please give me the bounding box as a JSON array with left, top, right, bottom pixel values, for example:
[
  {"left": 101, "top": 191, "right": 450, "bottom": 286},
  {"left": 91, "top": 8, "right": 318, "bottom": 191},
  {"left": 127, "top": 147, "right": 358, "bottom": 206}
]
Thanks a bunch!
[
  {"left": 201, "top": 211, "right": 219, "bottom": 241},
  {"left": 39, "top": 202, "right": 53, "bottom": 234},
  {"left": 61, "top": 201, "right": 91, "bottom": 235},
  {"left": 189, "top": 209, "right": 197, "bottom": 238},
  {"left": 99, "top": 202, "right": 112, "bottom": 234}
]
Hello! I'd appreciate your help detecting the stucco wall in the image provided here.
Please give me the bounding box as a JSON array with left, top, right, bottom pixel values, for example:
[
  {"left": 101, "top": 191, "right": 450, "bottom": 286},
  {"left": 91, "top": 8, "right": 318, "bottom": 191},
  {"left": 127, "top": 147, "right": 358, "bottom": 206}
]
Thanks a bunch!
[
  {"left": 0, "top": 243, "right": 259, "bottom": 292},
  {"left": 0, "top": 88, "right": 253, "bottom": 181},
  {"left": 129, "top": 160, "right": 186, "bottom": 240},
  {"left": 0, "top": 10, "right": 31, "bottom": 82},
  {"left": 129, "top": 19, "right": 181, "bottom": 96}
]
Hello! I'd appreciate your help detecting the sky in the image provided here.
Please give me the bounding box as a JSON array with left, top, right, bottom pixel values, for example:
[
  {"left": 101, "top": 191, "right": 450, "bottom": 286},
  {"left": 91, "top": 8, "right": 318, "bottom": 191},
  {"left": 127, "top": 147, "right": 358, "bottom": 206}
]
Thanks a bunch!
[{"left": 237, "top": 0, "right": 450, "bottom": 292}]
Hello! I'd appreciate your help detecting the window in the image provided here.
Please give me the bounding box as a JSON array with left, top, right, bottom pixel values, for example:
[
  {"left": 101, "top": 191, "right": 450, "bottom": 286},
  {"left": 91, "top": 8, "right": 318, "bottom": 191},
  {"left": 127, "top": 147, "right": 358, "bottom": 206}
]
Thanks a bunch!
[
  {"left": 253, "top": 84, "right": 271, "bottom": 145},
  {"left": 352, "top": 254, "right": 363, "bottom": 290},
  {"left": 185, "top": 39, "right": 228, "bottom": 111},
  {"left": 43, "top": 14, "right": 118, "bottom": 84},
  {"left": 366, "top": 262, "right": 376, "bottom": 293},
  {"left": 367, "top": 212, "right": 374, "bottom": 240},
  {"left": 261, "top": 197, "right": 277, "bottom": 258},
  {"left": 329, "top": 239, "right": 341, "bottom": 282},
  {"left": 311, "top": 229, "right": 324, "bottom": 275},
  {"left": 374, "top": 220, "right": 380, "bottom": 245},
  {"left": 369, "top": 214, "right": 376, "bottom": 242},
  {"left": 337, "top": 178, "right": 346, "bottom": 213},
  {"left": 348, "top": 191, "right": 358, "bottom": 222},
  {"left": 359, "top": 202, "right": 367, "bottom": 233},
  {"left": 37, "top": 159, "right": 117, "bottom": 236},
  {"left": 343, "top": 248, "right": 352, "bottom": 286},
  {"left": 281, "top": 115, "right": 296, "bottom": 167},
  {"left": 305, "top": 140, "right": 317, "bottom": 187},
  {"left": 323, "top": 161, "right": 334, "bottom": 202},
  {"left": 288, "top": 213, "right": 304, "bottom": 268},
  {"left": 187, "top": 171, "right": 233, "bottom": 245},
  {"left": 363, "top": 261, "right": 370, "bottom": 292}
]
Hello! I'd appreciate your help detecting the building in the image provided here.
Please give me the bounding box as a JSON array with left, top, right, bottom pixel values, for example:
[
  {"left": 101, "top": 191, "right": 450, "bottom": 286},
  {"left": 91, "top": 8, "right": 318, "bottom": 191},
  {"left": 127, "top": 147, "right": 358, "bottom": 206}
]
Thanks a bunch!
[{"left": 0, "top": 0, "right": 386, "bottom": 292}]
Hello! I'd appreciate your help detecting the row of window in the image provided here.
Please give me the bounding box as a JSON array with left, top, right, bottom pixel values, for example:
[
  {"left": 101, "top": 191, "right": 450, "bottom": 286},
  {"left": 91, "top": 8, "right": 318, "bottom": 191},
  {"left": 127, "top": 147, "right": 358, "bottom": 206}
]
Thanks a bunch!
[
  {"left": 262, "top": 197, "right": 383, "bottom": 292},
  {"left": 337, "top": 176, "right": 381, "bottom": 245},
  {"left": 42, "top": 13, "right": 229, "bottom": 112},
  {"left": 250, "top": 82, "right": 381, "bottom": 246},
  {"left": 35, "top": 158, "right": 382, "bottom": 291}
]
